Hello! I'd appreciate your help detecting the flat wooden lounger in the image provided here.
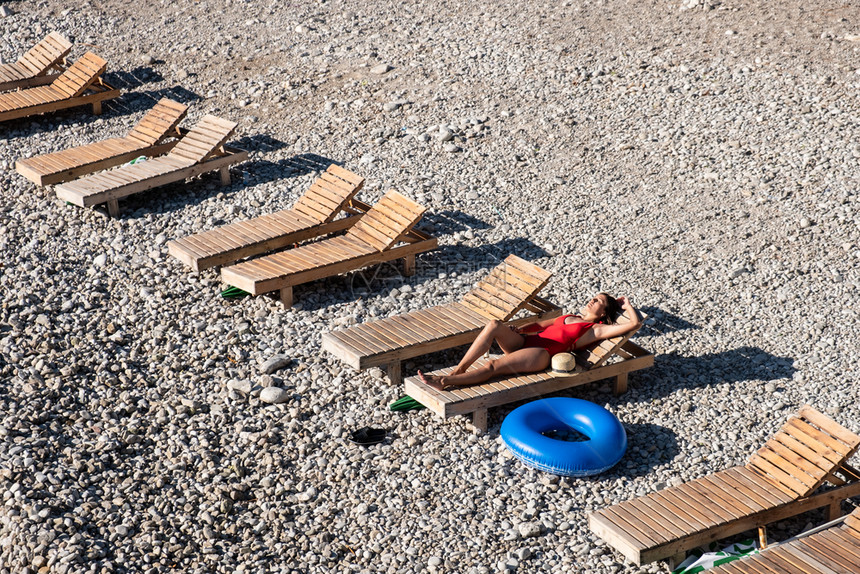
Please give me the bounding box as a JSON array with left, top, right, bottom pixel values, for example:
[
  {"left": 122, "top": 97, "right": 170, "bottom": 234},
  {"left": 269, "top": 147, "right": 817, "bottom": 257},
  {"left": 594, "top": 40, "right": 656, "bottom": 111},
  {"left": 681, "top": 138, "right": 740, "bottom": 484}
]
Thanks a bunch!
[
  {"left": 16, "top": 98, "right": 188, "bottom": 186},
  {"left": 707, "top": 506, "right": 860, "bottom": 573},
  {"left": 167, "top": 164, "right": 365, "bottom": 271},
  {"left": 403, "top": 309, "right": 653, "bottom": 431},
  {"left": 55, "top": 114, "right": 248, "bottom": 217},
  {"left": 322, "top": 254, "right": 563, "bottom": 385},
  {"left": 588, "top": 405, "right": 860, "bottom": 568},
  {"left": 0, "top": 32, "right": 72, "bottom": 92},
  {"left": 221, "top": 190, "right": 438, "bottom": 308},
  {"left": 0, "top": 52, "right": 119, "bottom": 123}
]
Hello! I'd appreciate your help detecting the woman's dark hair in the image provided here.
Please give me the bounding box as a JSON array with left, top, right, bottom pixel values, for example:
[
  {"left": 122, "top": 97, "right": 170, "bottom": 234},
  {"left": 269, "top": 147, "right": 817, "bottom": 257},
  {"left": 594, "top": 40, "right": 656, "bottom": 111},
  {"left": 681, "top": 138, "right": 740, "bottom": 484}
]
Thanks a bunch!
[{"left": 599, "top": 293, "right": 620, "bottom": 324}]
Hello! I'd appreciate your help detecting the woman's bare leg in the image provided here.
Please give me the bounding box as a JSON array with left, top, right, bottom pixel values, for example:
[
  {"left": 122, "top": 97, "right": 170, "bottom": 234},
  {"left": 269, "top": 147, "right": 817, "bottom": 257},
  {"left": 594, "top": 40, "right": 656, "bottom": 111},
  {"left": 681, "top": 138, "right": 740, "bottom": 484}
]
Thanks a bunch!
[
  {"left": 451, "top": 320, "right": 525, "bottom": 375},
  {"left": 420, "top": 347, "right": 549, "bottom": 390}
]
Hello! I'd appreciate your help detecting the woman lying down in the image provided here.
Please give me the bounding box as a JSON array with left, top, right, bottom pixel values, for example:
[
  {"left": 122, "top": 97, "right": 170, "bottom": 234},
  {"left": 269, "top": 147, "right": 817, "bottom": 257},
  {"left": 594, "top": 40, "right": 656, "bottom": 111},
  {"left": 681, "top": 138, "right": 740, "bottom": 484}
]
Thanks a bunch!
[{"left": 418, "top": 293, "right": 640, "bottom": 391}]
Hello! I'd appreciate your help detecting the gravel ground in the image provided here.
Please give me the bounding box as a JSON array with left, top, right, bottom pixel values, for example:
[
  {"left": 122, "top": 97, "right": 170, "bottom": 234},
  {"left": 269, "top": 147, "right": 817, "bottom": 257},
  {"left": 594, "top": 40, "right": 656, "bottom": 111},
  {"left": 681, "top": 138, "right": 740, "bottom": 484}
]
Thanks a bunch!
[{"left": 1, "top": 0, "right": 859, "bottom": 573}]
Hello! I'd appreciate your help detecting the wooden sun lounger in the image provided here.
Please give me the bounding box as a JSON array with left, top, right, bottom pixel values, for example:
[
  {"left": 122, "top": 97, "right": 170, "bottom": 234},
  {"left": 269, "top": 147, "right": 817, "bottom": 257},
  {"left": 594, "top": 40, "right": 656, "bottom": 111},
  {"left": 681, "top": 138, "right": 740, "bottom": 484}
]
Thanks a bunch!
[
  {"left": 322, "top": 254, "right": 563, "bottom": 385},
  {"left": 403, "top": 308, "right": 653, "bottom": 431},
  {"left": 0, "top": 52, "right": 119, "bottom": 123},
  {"left": 0, "top": 32, "right": 72, "bottom": 92},
  {"left": 588, "top": 405, "right": 860, "bottom": 568},
  {"left": 221, "top": 189, "right": 438, "bottom": 308},
  {"left": 55, "top": 114, "right": 248, "bottom": 217},
  {"left": 16, "top": 98, "right": 188, "bottom": 186},
  {"left": 707, "top": 506, "right": 860, "bottom": 573},
  {"left": 167, "top": 164, "right": 366, "bottom": 271}
]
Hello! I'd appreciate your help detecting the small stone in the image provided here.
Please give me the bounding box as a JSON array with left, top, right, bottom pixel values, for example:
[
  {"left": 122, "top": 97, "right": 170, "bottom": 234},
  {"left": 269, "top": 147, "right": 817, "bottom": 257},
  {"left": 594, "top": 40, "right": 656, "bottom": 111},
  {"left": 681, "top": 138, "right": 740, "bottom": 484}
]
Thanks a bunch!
[
  {"left": 227, "top": 379, "right": 252, "bottom": 394},
  {"left": 261, "top": 355, "right": 291, "bottom": 374},
  {"left": 515, "top": 547, "right": 532, "bottom": 560},
  {"left": 141, "top": 54, "right": 155, "bottom": 65},
  {"left": 93, "top": 254, "right": 108, "bottom": 266},
  {"left": 383, "top": 102, "right": 401, "bottom": 112},
  {"left": 517, "top": 522, "right": 541, "bottom": 538},
  {"left": 428, "top": 556, "right": 442, "bottom": 567},
  {"left": 438, "top": 129, "right": 455, "bottom": 142},
  {"left": 259, "top": 387, "right": 289, "bottom": 405},
  {"left": 443, "top": 143, "right": 461, "bottom": 153},
  {"left": 371, "top": 63, "right": 393, "bottom": 75}
]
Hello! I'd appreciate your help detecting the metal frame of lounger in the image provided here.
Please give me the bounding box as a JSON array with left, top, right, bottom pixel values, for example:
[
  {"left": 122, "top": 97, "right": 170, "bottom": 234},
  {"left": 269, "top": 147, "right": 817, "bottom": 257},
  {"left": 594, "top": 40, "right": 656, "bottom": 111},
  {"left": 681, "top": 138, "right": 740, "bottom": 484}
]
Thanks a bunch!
[
  {"left": 322, "top": 254, "right": 564, "bottom": 385},
  {"left": 55, "top": 114, "right": 248, "bottom": 217},
  {"left": 220, "top": 190, "right": 438, "bottom": 309},
  {"left": 588, "top": 405, "right": 860, "bottom": 568},
  {"left": 16, "top": 98, "right": 188, "bottom": 186},
  {"left": 0, "top": 52, "right": 119, "bottom": 123},
  {"left": 706, "top": 506, "right": 860, "bottom": 573},
  {"left": 167, "top": 164, "right": 366, "bottom": 271},
  {"left": 0, "top": 32, "right": 72, "bottom": 92},
  {"left": 403, "top": 309, "right": 653, "bottom": 431}
]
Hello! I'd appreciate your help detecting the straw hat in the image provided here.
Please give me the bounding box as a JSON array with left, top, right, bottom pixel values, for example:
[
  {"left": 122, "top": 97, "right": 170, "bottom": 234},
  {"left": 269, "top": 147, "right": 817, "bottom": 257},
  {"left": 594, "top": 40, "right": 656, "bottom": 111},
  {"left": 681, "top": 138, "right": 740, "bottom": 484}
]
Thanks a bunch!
[{"left": 551, "top": 352, "right": 577, "bottom": 373}]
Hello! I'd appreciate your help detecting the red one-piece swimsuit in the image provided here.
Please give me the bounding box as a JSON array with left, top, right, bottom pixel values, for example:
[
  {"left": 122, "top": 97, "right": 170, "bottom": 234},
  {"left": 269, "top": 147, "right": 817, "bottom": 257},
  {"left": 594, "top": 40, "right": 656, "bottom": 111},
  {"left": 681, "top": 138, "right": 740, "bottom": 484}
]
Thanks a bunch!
[{"left": 522, "top": 315, "right": 594, "bottom": 356}]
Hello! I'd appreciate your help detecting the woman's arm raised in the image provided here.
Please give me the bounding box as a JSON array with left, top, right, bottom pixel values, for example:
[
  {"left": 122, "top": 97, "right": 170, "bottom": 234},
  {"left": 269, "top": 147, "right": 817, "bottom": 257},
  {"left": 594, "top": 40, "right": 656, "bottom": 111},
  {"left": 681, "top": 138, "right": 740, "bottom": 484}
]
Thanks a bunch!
[{"left": 574, "top": 297, "right": 641, "bottom": 348}]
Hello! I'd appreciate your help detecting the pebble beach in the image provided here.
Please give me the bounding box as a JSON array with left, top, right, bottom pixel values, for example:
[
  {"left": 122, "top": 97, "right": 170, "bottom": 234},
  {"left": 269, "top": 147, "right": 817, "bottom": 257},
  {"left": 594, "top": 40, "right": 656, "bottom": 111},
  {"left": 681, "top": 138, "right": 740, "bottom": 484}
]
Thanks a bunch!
[{"left": 1, "top": 0, "right": 859, "bottom": 572}]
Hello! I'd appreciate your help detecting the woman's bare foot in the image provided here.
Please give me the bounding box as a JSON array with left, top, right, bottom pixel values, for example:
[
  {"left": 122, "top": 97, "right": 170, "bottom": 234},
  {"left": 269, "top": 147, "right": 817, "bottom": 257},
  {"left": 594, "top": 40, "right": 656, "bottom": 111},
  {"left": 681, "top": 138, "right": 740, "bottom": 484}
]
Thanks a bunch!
[{"left": 418, "top": 370, "right": 449, "bottom": 391}]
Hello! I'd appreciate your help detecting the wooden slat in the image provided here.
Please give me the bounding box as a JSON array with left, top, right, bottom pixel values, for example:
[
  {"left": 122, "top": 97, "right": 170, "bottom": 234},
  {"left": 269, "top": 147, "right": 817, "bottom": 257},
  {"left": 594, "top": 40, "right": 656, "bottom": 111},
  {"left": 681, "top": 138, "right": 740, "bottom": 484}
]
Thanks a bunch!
[
  {"left": 780, "top": 540, "right": 848, "bottom": 573},
  {"left": 598, "top": 505, "right": 667, "bottom": 548},
  {"left": 345, "top": 190, "right": 425, "bottom": 252},
  {"left": 799, "top": 406, "right": 860, "bottom": 447},
  {"left": 787, "top": 418, "right": 856, "bottom": 458},
  {"left": 50, "top": 52, "right": 106, "bottom": 97},
  {"left": 167, "top": 115, "right": 237, "bottom": 162}
]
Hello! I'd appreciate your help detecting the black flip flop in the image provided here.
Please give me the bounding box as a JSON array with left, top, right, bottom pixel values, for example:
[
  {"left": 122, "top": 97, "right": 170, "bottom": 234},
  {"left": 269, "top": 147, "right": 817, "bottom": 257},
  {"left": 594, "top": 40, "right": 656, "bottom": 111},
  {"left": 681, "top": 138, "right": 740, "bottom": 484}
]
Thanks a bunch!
[{"left": 349, "top": 426, "right": 386, "bottom": 446}]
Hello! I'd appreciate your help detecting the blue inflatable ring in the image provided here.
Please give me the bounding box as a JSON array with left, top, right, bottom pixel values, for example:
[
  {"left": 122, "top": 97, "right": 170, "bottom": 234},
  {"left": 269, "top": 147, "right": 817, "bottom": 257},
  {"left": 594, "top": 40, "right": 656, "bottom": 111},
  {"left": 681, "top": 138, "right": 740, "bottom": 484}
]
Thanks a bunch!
[{"left": 501, "top": 398, "right": 627, "bottom": 477}]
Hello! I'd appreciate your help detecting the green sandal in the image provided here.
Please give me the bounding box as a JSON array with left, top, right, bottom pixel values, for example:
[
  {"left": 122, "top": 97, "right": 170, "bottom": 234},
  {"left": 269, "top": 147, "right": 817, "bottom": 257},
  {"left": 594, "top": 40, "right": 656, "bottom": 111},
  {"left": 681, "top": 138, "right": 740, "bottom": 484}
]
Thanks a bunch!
[
  {"left": 389, "top": 395, "right": 425, "bottom": 412},
  {"left": 221, "top": 285, "right": 250, "bottom": 299}
]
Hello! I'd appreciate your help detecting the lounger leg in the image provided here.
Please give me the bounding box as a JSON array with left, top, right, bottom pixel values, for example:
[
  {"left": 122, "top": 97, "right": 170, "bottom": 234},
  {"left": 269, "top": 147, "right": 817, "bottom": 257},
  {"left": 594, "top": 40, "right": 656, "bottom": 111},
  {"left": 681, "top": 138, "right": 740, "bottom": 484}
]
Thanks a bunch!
[
  {"left": 827, "top": 500, "right": 841, "bottom": 520},
  {"left": 220, "top": 166, "right": 231, "bottom": 186},
  {"left": 471, "top": 409, "right": 487, "bottom": 433},
  {"left": 612, "top": 372, "right": 628, "bottom": 395},
  {"left": 758, "top": 525, "right": 768, "bottom": 549},
  {"left": 668, "top": 552, "right": 686, "bottom": 570},
  {"left": 92, "top": 101, "right": 102, "bottom": 115},
  {"left": 280, "top": 286, "right": 293, "bottom": 308},
  {"left": 106, "top": 199, "right": 119, "bottom": 218},
  {"left": 402, "top": 254, "right": 415, "bottom": 277},
  {"left": 386, "top": 361, "right": 402, "bottom": 385}
]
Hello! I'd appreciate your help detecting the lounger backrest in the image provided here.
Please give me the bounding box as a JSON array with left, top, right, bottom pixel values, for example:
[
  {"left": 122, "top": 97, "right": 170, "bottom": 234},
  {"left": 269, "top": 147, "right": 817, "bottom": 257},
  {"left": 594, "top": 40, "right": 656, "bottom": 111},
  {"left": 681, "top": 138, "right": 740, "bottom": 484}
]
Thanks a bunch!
[
  {"left": 345, "top": 190, "right": 426, "bottom": 252},
  {"left": 292, "top": 164, "right": 365, "bottom": 224},
  {"left": 18, "top": 32, "right": 72, "bottom": 75},
  {"left": 50, "top": 52, "right": 107, "bottom": 98},
  {"left": 167, "top": 114, "right": 238, "bottom": 163},
  {"left": 845, "top": 506, "right": 860, "bottom": 535},
  {"left": 126, "top": 98, "right": 188, "bottom": 146},
  {"left": 574, "top": 308, "right": 645, "bottom": 370},
  {"left": 746, "top": 405, "right": 860, "bottom": 498},
  {"left": 460, "top": 255, "right": 553, "bottom": 320}
]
